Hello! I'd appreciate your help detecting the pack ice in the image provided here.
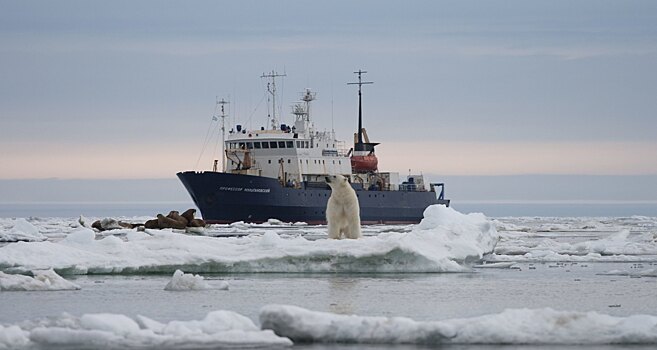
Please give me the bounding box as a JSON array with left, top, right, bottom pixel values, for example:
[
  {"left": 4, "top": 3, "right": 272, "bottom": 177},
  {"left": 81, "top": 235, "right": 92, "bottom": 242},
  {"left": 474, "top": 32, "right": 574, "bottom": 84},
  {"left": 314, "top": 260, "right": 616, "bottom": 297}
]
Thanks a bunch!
[
  {"left": 0, "top": 218, "right": 45, "bottom": 242},
  {"left": 0, "top": 205, "right": 498, "bottom": 274},
  {"left": 260, "top": 304, "right": 657, "bottom": 345},
  {"left": 0, "top": 269, "right": 80, "bottom": 291},
  {"left": 0, "top": 310, "right": 291, "bottom": 349}
]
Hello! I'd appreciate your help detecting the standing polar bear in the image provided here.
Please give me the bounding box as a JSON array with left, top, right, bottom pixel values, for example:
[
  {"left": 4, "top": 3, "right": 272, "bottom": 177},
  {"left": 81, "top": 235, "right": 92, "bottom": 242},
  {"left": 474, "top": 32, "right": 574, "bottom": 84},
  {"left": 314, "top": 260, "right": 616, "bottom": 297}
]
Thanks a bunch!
[{"left": 325, "top": 174, "right": 362, "bottom": 239}]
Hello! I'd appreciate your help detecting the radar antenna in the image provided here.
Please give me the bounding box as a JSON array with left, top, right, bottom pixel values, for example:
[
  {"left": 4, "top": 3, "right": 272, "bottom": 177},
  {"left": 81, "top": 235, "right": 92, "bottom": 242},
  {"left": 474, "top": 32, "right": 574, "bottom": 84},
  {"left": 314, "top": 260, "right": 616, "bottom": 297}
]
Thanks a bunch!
[
  {"left": 216, "top": 97, "right": 229, "bottom": 172},
  {"left": 347, "top": 70, "right": 373, "bottom": 144},
  {"left": 261, "top": 71, "right": 287, "bottom": 130}
]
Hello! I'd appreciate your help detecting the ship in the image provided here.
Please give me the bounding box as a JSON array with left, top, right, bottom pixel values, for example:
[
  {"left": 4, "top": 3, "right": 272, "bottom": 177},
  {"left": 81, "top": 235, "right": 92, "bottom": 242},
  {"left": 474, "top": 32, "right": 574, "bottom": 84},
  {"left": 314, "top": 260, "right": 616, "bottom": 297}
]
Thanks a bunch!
[{"left": 177, "top": 70, "right": 450, "bottom": 224}]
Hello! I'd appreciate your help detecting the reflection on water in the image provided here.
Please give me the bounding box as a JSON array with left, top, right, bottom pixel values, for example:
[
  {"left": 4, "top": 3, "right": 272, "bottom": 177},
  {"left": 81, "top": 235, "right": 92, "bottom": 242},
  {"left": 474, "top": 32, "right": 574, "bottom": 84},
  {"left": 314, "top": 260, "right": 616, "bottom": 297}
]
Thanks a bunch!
[{"left": 328, "top": 277, "right": 358, "bottom": 315}]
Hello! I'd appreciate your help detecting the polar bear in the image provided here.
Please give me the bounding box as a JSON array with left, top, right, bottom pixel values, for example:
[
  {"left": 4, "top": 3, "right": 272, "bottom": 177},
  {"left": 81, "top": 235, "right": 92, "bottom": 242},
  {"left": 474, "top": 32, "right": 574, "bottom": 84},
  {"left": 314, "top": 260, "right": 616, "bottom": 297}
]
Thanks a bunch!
[{"left": 325, "top": 174, "right": 362, "bottom": 239}]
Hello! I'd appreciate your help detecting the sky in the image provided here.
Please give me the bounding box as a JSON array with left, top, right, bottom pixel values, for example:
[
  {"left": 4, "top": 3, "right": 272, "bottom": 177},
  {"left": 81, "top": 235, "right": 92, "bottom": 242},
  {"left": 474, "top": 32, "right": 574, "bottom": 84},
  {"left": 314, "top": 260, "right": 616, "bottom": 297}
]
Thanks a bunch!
[{"left": 1, "top": 1, "right": 657, "bottom": 184}]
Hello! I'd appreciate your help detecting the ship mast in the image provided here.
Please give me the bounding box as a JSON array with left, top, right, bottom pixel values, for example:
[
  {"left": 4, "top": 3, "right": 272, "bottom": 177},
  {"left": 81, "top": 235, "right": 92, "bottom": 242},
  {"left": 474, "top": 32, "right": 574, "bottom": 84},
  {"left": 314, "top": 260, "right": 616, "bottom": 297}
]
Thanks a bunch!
[
  {"left": 217, "top": 97, "right": 229, "bottom": 172},
  {"left": 261, "top": 70, "right": 287, "bottom": 130},
  {"left": 347, "top": 70, "right": 373, "bottom": 144}
]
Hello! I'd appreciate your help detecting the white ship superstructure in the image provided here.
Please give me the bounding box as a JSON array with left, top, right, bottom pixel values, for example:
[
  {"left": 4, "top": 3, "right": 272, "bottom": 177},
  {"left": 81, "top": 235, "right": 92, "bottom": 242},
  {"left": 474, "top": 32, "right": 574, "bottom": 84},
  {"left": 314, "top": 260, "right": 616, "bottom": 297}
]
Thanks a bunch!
[{"left": 224, "top": 73, "right": 351, "bottom": 187}]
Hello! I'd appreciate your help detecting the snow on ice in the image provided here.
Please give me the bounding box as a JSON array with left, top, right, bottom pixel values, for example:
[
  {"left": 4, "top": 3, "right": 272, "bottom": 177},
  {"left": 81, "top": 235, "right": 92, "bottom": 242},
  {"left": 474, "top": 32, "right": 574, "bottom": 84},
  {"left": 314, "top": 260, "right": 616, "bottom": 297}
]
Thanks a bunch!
[
  {"left": 0, "top": 310, "right": 291, "bottom": 349},
  {"left": 260, "top": 304, "right": 657, "bottom": 345},
  {"left": 164, "top": 270, "right": 229, "bottom": 291},
  {"left": 0, "top": 269, "right": 80, "bottom": 291},
  {"left": 0, "top": 205, "right": 499, "bottom": 274}
]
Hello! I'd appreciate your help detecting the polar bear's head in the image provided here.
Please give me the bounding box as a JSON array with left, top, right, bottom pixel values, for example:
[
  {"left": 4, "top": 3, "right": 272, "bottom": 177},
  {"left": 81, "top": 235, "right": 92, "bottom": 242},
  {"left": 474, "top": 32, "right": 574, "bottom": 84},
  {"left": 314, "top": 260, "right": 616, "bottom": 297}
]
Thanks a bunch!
[{"left": 325, "top": 174, "right": 349, "bottom": 188}]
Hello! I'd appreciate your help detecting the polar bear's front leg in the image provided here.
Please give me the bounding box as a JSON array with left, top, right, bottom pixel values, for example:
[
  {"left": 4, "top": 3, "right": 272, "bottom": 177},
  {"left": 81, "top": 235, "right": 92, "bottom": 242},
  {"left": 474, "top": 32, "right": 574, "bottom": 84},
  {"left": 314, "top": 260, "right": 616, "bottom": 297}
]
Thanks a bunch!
[
  {"left": 344, "top": 219, "right": 362, "bottom": 239},
  {"left": 327, "top": 221, "right": 342, "bottom": 239}
]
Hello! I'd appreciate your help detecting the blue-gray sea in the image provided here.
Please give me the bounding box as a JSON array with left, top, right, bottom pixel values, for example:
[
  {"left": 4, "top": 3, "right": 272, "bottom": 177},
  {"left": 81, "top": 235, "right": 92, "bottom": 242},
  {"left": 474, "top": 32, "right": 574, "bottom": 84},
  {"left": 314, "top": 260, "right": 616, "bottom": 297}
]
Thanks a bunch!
[{"left": 1, "top": 200, "right": 656, "bottom": 218}]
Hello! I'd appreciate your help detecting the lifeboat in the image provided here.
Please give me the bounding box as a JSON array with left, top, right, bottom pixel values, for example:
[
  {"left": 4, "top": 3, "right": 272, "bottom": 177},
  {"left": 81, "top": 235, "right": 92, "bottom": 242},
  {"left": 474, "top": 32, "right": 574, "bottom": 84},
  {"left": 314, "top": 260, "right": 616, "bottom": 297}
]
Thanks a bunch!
[{"left": 351, "top": 154, "right": 378, "bottom": 173}]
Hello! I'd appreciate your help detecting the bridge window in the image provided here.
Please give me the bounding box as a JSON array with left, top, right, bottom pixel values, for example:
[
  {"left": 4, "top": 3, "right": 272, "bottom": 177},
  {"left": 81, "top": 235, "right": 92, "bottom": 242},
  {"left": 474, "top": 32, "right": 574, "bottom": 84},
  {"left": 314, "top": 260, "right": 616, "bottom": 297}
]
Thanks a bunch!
[
  {"left": 305, "top": 141, "right": 309, "bottom": 148},
  {"left": 238, "top": 142, "right": 245, "bottom": 149},
  {"left": 254, "top": 142, "right": 261, "bottom": 149},
  {"left": 270, "top": 141, "right": 278, "bottom": 149},
  {"left": 278, "top": 141, "right": 286, "bottom": 148},
  {"left": 262, "top": 142, "right": 269, "bottom": 149},
  {"left": 286, "top": 141, "right": 294, "bottom": 148},
  {"left": 296, "top": 141, "right": 301, "bottom": 148},
  {"left": 246, "top": 142, "right": 253, "bottom": 149}
]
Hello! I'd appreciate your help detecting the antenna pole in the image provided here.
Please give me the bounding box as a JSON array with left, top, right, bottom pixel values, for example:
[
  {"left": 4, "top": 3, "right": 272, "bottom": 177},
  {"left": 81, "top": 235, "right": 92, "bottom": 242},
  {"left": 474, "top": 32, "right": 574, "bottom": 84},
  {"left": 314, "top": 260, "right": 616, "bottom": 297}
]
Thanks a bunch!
[
  {"left": 347, "top": 70, "right": 373, "bottom": 144},
  {"left": 217, "top": 97, "right": 229, "bottom": 172},
  {"left": 261, "top": 71, "right": 287, "bottom": 130}
]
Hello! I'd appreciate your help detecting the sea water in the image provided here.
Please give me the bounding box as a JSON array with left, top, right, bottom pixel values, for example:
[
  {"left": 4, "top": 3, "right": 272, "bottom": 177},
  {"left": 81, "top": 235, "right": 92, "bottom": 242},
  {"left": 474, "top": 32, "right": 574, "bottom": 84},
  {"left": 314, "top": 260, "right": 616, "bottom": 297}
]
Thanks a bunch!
[
  {"left": 1, "top": 263, "right": 656, "bottom": 324},
  {"left": 1, "top": 208, "right": 657, "bottom": 349},
  {"left": 2, "top": 200, "right": 657, "bottom": 218}
]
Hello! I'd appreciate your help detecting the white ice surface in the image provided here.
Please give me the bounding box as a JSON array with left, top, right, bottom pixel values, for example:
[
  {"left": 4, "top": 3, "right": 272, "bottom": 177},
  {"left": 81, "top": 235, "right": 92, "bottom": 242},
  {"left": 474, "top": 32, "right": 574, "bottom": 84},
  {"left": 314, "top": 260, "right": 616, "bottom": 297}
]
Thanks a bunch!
[
  {"left": 260, "top": 304, "right": 657, "bottom": 345},
  {"left": 0, "top": 218, "right": 45, "bottom": 242},
  {"left": 164, "top": 270, "right": 228, "bottom": 291},
  {"left": 0, "top": 206, "right": 498, "bottom": 274},
  {"left": 0, "top": 310, "right": 291, "bottom": 349},
  {"left": 490, "top": 218, "right": 657, "bottom": 262},
  {"left": 0, "top": 269, "right": 80, "bottom": 291}
]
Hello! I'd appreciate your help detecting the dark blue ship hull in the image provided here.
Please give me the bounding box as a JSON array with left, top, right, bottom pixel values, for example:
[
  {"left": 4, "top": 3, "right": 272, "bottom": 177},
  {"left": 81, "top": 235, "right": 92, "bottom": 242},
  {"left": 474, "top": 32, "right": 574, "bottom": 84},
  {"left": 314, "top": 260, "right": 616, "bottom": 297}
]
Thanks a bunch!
[{"left": 177, "top": 171, "right": 450, "bottom": 224}]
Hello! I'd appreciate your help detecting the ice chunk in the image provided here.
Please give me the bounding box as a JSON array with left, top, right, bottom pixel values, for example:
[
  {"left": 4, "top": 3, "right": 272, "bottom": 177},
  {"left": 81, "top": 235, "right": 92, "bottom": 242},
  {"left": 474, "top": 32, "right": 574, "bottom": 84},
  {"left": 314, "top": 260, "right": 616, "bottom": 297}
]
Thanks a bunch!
[
  {"left": 260, "top": 305, "right": 657, "bottom": 345},
  {"left": 80, "top": 314, "right": 140, "bottom": 335},
  {"left": 164, "top": 269, "right": 216, "bottom": 291},
  {"left": 0, "top": 325, "right": 30, "bottom": 349},
  {"left": 0, "top": 218, "right": 45, "bottom": 242},
  {"left": 3, "top": 310, "right": 291, "bottom": 349},
  {"left": 0, "top": 269, "right": 80, "bottom": 291},
  {"left": 62, "top": 227, "right": 96, "bottom": 244}
]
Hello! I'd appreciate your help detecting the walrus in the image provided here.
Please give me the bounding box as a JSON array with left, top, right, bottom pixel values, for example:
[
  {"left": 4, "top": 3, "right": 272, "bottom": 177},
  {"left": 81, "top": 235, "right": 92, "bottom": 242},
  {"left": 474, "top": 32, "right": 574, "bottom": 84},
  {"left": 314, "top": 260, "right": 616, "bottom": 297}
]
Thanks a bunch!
[
  {"left": 91, "top": 218, "right": 132, "bottom": 231},
  {"left": 157, "top": 214, "right": 187, "bottom": 230},
  {"left": 181, "top": 209, "right": 197, "bottom": 224},
  {"left": 166, "top": 210, "right": 188, "bottom": 227},
  {"left": 188, "top": 218, "right": 206, "bottom": 227},
  {"left": 91, "top": 220, "right": 103, "bottom": 231},
  {"left": 144, "top": 219, "right": 160, "bottom": 229}
]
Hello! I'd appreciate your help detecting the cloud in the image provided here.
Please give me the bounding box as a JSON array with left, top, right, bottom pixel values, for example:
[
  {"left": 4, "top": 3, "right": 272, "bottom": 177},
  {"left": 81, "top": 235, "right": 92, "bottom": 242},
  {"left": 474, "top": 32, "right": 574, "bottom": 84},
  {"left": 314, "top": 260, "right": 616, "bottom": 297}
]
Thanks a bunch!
[{"left": 2, "top": 140, "right": 656, "bottom": 180}]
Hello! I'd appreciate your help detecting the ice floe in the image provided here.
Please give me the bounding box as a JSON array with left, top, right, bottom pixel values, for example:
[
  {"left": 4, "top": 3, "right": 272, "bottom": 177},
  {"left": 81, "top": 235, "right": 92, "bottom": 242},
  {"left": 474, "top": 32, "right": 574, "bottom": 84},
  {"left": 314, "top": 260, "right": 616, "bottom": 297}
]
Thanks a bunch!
[
  {"left": 490, "top": 225, "right": 657, "bottom": 262},
  {"left": 0, "top": 205, "right": 498, "bottom": 274},
  {"left": 0, "top": 218, "right": 45, "bottom": 242},
  {"left": 164, "top": 269, "right": 228, "bottom": 291},
  {"left": 260, "top": 304, "right": 657, "bottom": 345},
  {"left": 0, "top": 310, "right": 291, "bottom": 349},
  {"left": 0, "top": 269, "right": 80, "bottom": 291}
]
